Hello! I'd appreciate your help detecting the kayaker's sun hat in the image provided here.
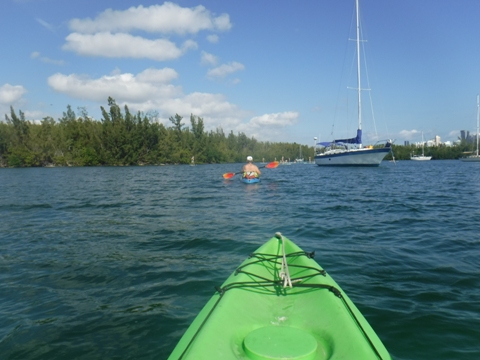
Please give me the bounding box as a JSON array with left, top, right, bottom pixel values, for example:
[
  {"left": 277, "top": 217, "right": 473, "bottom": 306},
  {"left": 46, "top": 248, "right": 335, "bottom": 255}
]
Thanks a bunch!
[{"left": 247, "top": 156, "right": 253, "bottom": 161}]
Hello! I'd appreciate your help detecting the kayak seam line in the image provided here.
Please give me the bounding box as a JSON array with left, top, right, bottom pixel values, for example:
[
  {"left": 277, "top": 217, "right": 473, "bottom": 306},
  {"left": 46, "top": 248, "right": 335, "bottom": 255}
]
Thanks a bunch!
[
  {"left": 177, "top": 292, "right": 224, "bottom": 360},
  {"left": 338, "top": 292, "right": 385, "bottom": 360},
  {"left": 288, "top": 283, "right": 386, "bottom": 360}
]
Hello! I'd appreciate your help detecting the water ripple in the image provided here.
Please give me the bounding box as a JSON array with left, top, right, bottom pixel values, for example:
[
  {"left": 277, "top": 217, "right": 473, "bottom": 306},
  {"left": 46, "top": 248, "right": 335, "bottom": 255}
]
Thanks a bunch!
[{"left": 1, "top": 161, "right": 479, "bottom": 359}]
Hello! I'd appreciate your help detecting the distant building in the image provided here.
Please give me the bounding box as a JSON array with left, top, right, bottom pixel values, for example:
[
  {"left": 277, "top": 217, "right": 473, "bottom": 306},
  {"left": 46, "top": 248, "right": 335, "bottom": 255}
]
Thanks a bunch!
[
  {"left": 401, "top": 134, "right": 457, "bottom": 147},
  {"left": 459, "top": 130, "right": 478, "bottom": 143}
]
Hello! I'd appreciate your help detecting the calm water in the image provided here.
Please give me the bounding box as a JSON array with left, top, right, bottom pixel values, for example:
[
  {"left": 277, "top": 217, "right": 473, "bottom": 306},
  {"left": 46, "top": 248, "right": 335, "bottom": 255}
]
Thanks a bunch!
[{"left": 1, "top": 161, "right": 479, "bottom": 360}]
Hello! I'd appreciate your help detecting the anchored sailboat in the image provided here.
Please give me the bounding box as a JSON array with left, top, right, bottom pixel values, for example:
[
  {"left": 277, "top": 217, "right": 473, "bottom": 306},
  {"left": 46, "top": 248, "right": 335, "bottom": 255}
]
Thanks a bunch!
[
  {"left": 295, "top": 145, "right": 304, "bottom": 163},
  {"left": 410, "top": 132, "right": 431, "bottom": 161},
  {"left": 315, "top": 0, "right": 392, "bottom": 166},
  {"left": 460, "top": 95, "right": 480, "bottom": 162}
]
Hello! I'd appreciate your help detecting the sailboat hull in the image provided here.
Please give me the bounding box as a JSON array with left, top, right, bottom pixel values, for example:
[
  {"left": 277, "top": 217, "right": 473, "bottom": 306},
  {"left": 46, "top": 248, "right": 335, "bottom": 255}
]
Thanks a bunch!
[
  {"left": 460, "top": 156, "right": 480, "bottom": 162},
  {"left": 315, "top": 147, "right": 390, "bottom": 166},
  {"left": 411, "top": 155, "right": 432, "bottom": 161}
]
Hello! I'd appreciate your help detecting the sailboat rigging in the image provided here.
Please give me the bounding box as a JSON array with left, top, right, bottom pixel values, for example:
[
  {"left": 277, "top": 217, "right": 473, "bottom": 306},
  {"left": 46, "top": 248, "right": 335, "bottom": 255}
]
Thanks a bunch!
[
  {"left": 410, "top": 132, "right": 431, "bottom": 161},
  {"left": 295, "top": 145, "right": 304, "bottom": 163},
  {"left": 314, "top": 0, "right": 392, "bottom": 166}
]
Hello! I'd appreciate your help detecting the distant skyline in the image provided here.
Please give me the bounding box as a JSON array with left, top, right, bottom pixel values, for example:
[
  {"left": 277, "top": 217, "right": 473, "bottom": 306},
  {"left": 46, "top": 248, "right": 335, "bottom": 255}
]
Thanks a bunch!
[{"left": 2, "top": 0, "right": 480, "bottom": 145}]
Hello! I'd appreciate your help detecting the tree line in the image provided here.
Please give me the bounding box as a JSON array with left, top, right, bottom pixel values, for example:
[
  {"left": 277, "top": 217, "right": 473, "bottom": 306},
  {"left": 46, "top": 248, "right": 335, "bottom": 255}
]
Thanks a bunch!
[
  {"left": 387, "top": 141, "right": 472, "bottom": 161},
  {"left": 0, "top": 97, "right": 474, "bottom": 167},
  {"left": 0, "top": 97, "right": 311, "bottom": 167}
]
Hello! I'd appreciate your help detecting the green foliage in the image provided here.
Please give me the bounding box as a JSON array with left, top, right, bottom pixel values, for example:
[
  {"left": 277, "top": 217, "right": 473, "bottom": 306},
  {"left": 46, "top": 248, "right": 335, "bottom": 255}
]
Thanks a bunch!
[
  {"left": 0, "top": 98, "right": 467, "bottom": 167},
  {"left": 387, "top": 143, "right": 465, "bottom": 160},
  {"left": 0, "top": 99, "right": 317, "bottom": 167}
]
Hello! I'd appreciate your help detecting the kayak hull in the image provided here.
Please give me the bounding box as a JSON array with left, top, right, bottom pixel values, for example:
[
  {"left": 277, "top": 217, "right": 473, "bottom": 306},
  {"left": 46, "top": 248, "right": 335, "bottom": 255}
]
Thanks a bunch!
[
  {"left": 168, "top": 234, "right": 391, "bottom": 360},
  {"left": 241, "top": 177, "right": 260, "bottom": 184}
]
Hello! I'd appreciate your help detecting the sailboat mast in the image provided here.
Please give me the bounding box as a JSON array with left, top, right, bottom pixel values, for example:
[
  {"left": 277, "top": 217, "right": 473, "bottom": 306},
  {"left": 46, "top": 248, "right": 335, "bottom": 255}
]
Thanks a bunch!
[
  {"left": 421, "top": 132, "right": 425, "bottom": 156},
  {"left": 476, "top": 94, "right": 479, "bottom": 156},
  {"left": 356, "top": 0, "right": 362, "bottom": 132}
]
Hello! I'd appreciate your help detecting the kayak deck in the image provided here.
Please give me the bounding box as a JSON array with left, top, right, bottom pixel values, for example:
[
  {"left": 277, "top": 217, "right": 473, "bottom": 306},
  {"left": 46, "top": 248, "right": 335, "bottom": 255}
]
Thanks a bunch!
[{"left": 168, "top": 233, "right": 391, "bottom": 360}]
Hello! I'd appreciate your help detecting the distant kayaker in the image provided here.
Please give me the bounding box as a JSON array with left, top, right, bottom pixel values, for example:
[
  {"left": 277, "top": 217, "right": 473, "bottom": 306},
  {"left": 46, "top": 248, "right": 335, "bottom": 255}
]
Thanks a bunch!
[{"left": 242, "top": 156, "right": 261, "bottom": 179}]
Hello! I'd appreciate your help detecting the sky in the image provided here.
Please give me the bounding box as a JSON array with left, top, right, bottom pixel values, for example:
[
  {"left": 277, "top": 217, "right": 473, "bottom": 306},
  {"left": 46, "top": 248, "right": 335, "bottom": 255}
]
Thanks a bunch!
[{"left": 2, "top": 0, "right": 480, "bottom": 146}]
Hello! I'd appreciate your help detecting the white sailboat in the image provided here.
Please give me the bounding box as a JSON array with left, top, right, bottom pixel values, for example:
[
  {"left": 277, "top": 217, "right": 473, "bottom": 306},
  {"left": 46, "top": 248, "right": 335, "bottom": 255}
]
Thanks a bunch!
[
  {"left": 314, "top": 0, "right": 392, "bottom": 166},
  {"left": 295, "top": 145, "right": 304, "bottom": 163},
  {"left": 410, "top": 132, "right": 431, "bottom": 161},
  {"left": 460, "top": 95, "right": 480, "bottom": 162}
]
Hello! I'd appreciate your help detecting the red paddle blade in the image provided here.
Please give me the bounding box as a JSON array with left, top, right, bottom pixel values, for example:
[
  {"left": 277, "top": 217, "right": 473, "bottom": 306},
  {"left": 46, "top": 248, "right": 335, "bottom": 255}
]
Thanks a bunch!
[
  {"left": 265, "top": 161, "right": 279, "bottom": 169},
  {"left": 223, "top": 172, "right": 235, "bottom": 179}
]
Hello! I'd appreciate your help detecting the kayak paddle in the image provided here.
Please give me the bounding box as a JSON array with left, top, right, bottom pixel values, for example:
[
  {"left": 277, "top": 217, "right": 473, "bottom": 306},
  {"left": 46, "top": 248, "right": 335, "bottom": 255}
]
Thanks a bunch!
[{"left": 223, "top": 161, "right": 279, "bottom": 179}]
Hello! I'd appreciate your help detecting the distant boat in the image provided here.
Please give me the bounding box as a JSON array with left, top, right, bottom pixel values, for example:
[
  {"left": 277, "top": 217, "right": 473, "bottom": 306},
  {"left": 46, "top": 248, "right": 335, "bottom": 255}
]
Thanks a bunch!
[
  {"left": 410, "top": 132, "right": 431, "bottom": 161},
  {"left": 314, "top": 0, "right": 392, "bottom": 166},
  {"left": 280, "top": 157, "right": 292, "bottom": 165},
  {"left": 190, "top": 156, "right": 196, "bottom": 166},
  {"left": 295, "top": 145, "right": 304, "bottom": 163},
  {"left": 460, "top": 95, "right": 480, "bottom": 162}
]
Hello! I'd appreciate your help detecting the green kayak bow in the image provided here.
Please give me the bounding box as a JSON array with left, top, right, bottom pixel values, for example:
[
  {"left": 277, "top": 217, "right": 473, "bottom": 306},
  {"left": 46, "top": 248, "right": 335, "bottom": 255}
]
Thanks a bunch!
[{"left": 168, "top": 233, "right": 391, "bottom": 360}]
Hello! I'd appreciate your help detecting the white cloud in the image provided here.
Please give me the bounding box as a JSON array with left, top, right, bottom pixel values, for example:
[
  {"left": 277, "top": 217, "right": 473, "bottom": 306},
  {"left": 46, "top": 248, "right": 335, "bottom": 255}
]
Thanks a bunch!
[
  {"left": 399, "top": 129, "right": 420, "bottom": 140},
  {"left": 449, "top": 130, "right": 461, "bottom": 138},
  {"left": 110, "top": 67, "right": 122, "bottom": 76},
  {"left": 46, "top": 68, "right": 300, "bottom": 141},
  {"left": 136, "top": 68, "right": 178, "bottom": 84},
  {"left": 201, "top": 51, "right": 218, "bottom": 66},
  {"left": 207, "top": 62, "right": 245, "bottom": 79},
  {"left": 68, "top": 3, "right": 231, "bottom": 35},
  {"left": 63, "top": 3, "right": 226, "bottom": 61},
  {"left": 207, "top": 34, "right": 219, "bottom": 43},
  {"left": 24, "top": 110, "right": 46, "bottom": 121},
  {"left": 47, "top": 68, "right": 182, "bottom": 103},
  {"left": 63, "top": 32, "right": 195, "bottom": 61},
  {"left": 182, "top": 39, "right": 198, "bottom": 52},
  {"left": 0, "top": 84, "right": 27, "bottom": 104},
  {"left": 46, "top": 68, "right": 243, "bottom": 123},
  {"left": 249, "top": 112, "right": 299, "bottom": 128},
  {"left": 236, "top": 112, "right": 300, "bottom": 140},
  {"left": 36, "top": 18, "right": 55, "bottom": 32},
  {"left": 156, "top": 92, "right": 243, "bottom": 125},
  {"left": 31, "top": 51, "right": 65, "bottom": 65}
]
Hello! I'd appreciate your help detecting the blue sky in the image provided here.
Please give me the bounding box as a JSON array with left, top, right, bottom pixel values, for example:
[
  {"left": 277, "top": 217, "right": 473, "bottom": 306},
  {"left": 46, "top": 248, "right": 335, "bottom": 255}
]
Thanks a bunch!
[{"left": 2, "top": 0, "right": 480, "bottom": 146}]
